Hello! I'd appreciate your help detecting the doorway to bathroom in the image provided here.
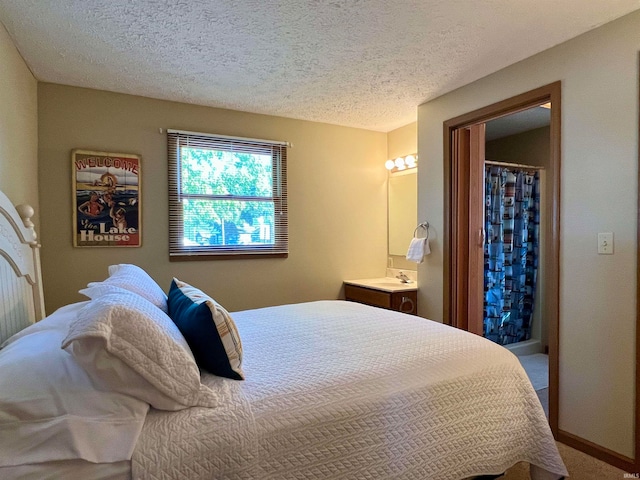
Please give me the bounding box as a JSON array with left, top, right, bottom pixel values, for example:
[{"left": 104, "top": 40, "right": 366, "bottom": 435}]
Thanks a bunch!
[
  {"left": 483, "top": 111, "right": 549, "bottom": 354},
  {"left": 442, "top": 81, "right": 561, "bottom": 434}
]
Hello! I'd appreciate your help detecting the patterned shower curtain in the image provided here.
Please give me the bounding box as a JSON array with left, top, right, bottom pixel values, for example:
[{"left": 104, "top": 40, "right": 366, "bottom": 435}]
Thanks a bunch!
[{"left": 484, "top": 165, "right": 540, "bottom": 345}]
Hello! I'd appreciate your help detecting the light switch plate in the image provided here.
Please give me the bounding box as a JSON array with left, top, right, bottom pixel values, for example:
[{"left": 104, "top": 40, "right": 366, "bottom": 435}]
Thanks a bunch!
[{"left": 597, "top": 232, "right": 613, "bottom": 254}]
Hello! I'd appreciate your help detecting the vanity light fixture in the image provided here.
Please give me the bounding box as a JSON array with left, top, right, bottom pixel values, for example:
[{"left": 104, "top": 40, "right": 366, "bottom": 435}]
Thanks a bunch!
[{"left": 385, "top": 154, "right": 418, "bottom": 173}]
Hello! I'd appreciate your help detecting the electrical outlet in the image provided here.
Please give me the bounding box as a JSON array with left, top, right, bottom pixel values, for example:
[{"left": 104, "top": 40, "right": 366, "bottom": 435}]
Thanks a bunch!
[{"left": 597, "top": 232, "right": 613, "bottom": 255}]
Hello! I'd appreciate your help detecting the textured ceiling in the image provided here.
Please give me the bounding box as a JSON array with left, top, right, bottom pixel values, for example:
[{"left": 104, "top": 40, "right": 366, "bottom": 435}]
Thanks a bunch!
[{"left": 0, "top": 1, "right": 638, "bottom": 132}]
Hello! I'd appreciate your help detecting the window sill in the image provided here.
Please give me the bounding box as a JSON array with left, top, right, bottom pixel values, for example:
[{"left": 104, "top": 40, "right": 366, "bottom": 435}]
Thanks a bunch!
[{"left": 169, "top": 252, "right": 288, "bottom": 261}]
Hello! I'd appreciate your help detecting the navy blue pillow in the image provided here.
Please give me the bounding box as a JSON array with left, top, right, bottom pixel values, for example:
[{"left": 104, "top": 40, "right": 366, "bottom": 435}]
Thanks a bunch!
[{"left": 167, "top": 278, "right": 244, "bottom": 380}]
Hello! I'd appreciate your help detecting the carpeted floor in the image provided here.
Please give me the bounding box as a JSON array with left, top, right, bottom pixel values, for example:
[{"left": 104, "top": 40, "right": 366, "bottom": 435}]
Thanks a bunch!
[
  {"left": 502, "top": 441, "right": 630, "bottom": 479},
  {"left": 508, "top": 354, "right": 629, "bottom": 478}
]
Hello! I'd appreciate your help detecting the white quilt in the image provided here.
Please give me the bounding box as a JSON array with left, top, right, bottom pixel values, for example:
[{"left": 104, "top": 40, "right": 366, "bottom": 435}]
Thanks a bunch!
[{"left": 132, "top": 301, "right": 567, "bottom": 480}]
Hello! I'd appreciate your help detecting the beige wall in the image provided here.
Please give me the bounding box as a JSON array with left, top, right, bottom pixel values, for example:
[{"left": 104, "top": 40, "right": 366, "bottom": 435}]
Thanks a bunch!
[
  {"left": 38, "top": 84, "right": 388, "bottom": 314},
  {"left": 387, "top": 122, "right": 418, "bottom": 271},
  {"left": 387, "top": 122, "right": 417, "bottom": 159},
  {"left": 485, "top": 126, "right": 550, "bottom": 167},
  {"left": 0, "top": 22, "right": 37, "bottom": 209},
  {"left": 418, "top": 11, "right": 639, "bottom": 457}
]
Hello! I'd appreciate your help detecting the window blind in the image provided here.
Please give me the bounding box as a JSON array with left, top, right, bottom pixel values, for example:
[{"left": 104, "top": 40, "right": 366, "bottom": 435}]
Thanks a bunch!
[{"left": 168, "top": 130, "right": 288, "bottom": 258}]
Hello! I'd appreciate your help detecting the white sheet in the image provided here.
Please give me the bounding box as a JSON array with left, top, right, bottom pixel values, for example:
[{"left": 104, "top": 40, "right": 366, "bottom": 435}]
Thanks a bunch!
[
  {"left": 132, "top": 300, "right": 567, "bottom": 480},
  {"left": 0, "top": 460, "right": 130, "bottom": 480},
  {"left": 0, "top": 302, "right": 148, "bottom": 469}
]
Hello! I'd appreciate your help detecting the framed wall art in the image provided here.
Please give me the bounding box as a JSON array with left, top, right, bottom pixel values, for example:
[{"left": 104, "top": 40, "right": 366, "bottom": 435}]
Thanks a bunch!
[{"left": 72, "top": 149, "right": 141, "bottom": 247}]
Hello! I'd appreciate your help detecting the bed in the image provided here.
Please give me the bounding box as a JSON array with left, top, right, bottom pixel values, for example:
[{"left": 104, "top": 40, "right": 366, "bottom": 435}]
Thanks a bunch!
[{"left": 0, "top": 188, "right": 567, "bottom": 480}]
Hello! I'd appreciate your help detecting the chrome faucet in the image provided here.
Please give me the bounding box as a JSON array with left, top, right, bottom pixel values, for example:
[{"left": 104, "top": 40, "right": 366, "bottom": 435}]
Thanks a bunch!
[{"left": 396, "top": 272, "right": 411, "bottom": 283}]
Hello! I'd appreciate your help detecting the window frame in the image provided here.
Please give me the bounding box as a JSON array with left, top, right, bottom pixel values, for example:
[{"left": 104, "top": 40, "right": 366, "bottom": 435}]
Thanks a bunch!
[{"left": 168, "top": 129, "right": 288, "bottom": 259}]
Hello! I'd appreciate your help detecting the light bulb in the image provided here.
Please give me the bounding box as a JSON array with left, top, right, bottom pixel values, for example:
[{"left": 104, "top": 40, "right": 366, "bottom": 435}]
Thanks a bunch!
[
  {"left": 405, "top": 155, "right": 416, "bottom": 167},
  {"left": 385, "top": 159, "right": 395, "bottom": 170},
  {"left": 394, "top": 157, "right": 405, "bottom": 168}
]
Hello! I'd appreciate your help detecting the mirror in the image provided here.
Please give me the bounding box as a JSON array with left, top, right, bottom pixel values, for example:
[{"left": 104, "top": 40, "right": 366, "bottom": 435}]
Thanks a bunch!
[{"left": 388, "top": 170, "right": 417, "bottom": 256}]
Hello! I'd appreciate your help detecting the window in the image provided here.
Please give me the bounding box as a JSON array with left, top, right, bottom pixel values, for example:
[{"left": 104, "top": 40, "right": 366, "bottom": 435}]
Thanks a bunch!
[{"left": 168, "top": 130, "right": 288, "bottom": 258}]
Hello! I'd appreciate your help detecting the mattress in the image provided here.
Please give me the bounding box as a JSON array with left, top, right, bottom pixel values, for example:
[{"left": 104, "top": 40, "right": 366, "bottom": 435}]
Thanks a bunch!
[{"left": 132, "top": 300, "right": 567, "bottom": 480}]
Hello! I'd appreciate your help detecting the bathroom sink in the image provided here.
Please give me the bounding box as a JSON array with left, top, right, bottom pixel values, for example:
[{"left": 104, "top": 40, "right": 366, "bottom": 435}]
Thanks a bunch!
[
  {"left": 369, "top": 279, "right": 412, "bottom": 287},
  {"left": 343, "top": 277, "right": 417, "bottom": 292}
]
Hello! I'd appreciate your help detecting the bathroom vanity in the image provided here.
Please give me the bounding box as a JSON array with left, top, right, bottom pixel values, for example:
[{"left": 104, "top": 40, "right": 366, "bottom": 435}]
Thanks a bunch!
[{"left": 343, "top": 277, "right": 418, "bottom": 315}]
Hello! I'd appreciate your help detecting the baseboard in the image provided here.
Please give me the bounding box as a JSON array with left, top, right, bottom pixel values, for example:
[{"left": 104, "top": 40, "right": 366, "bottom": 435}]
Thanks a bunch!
[{"left": 558, "top": 429, "right": 636, "bottom": 473}]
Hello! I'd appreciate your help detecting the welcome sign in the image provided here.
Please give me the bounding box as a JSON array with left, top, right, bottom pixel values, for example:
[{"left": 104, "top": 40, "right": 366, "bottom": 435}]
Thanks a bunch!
[{"left": 72, "top": 149, "right": 141, "bottom": 247}]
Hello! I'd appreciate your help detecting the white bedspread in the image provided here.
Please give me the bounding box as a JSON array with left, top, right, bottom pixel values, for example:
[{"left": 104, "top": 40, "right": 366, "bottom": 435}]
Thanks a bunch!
[{"left": 132, "top": 301, "right": 567, "bottom": 480}]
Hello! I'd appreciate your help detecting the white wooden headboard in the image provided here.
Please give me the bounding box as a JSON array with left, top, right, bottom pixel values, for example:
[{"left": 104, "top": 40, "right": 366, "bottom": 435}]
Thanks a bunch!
[{"left": 0, "top": 189, "right": 45, "bottom": 345}]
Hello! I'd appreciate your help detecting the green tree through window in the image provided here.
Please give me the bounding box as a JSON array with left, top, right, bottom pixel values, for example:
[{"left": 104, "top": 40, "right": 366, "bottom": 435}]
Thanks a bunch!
[{"left": 168, "top": 131, "right": 288, "bottom": 258}]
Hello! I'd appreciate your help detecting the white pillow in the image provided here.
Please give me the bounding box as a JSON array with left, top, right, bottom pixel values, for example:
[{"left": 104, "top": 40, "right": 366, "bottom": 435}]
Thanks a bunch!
[
  {"left": 79, "top": 282, "right": 135, "bottom": 301},
  {"left": 0, "top": 306, "right": 148, "bottom": 467},
  {"left": 62, "top": 291, "right": 218, "bottom": 411},
  {"left": 90, "top": 264, "right": 168, "bottom": 312}
]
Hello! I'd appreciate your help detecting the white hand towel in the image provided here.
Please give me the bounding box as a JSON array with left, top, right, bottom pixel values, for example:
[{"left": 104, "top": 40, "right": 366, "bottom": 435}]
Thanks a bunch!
[{"left": 406, "top": 236, "right": 430, "bottom": 263}]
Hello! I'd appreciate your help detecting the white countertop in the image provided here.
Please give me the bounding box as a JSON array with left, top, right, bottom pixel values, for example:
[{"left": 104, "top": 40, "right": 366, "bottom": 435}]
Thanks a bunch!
[{"left": 344, "top": 277, "right": 418, "bottom": 293}]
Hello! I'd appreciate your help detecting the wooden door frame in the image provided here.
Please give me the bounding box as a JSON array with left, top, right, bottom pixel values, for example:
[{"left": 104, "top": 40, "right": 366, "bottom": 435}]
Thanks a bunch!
[
  {"left": 443, "top": 82, "right": 562, "bottom": 433},
  {"left": 444, "top": 80, "right": 639, "bottom": 472}
]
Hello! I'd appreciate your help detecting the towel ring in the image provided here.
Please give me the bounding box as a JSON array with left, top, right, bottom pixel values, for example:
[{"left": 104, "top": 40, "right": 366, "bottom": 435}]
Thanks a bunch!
[{"left": 413, "top": 222, "right": 429, "bottom": 238}]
